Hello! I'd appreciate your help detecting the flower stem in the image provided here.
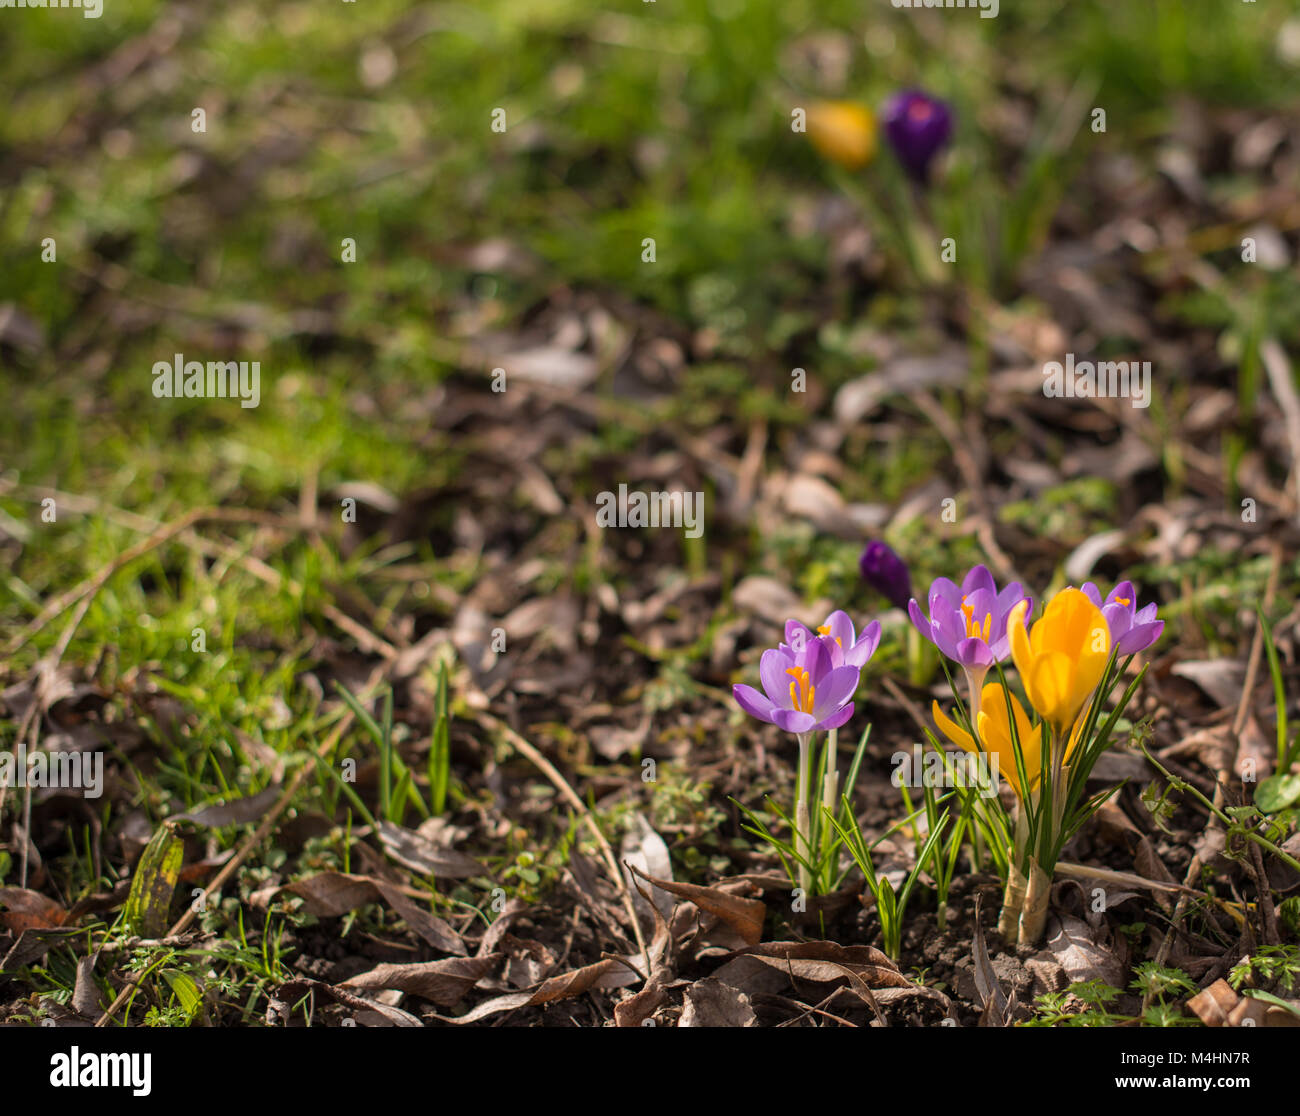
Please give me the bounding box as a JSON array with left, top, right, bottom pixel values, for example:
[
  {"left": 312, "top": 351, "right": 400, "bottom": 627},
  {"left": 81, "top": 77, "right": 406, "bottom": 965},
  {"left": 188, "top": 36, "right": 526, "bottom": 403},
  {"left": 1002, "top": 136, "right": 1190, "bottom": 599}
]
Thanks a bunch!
[
  {"left": 998, "top": 806, "right": 1030, "bottom": 941},
  {"left": 821, "top": 728, "right": 840, "bottom": 892},
  {"left": 964, "top": 665, "right": 989, "bottom": 742},
  {"left": 796, "top": 732, "right": 812, "bottom": 895}
]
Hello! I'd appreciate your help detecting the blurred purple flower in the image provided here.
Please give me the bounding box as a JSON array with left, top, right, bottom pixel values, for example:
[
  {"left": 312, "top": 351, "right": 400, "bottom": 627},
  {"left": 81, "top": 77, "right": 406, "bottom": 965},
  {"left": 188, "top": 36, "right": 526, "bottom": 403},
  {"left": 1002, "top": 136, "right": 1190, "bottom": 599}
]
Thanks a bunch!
[
  {"left": 1080, "top": 580, "right": 1164, "bottom": 655},
  {"left": 859, "top": 541, "right": 912, "bottom": 610},
  {"left": 733, "top": 634, "right": 859, "bottom": 735},
  {"left": 882, "top": 90, "right": 953, "bottom": 183}
]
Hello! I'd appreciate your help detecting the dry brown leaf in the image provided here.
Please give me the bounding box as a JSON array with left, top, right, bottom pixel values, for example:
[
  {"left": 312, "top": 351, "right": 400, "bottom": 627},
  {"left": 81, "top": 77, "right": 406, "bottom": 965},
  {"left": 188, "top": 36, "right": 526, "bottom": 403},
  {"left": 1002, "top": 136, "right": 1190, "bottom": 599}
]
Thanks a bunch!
[
  {"left": 972, "top": 896, "right": 1011, "bottom": 1027},
  {"left": 376, "top": 820, "right": 484, "bottom": 879},
  {"left": 267, "top": 978, "right": 423, "bottom": 1027},
  {"left": 1046, "top": 914, "right": 1124, "bottom": 989},
  {"left": 1235, "top": 713, "right": 1274, "bottom": 783},
  {"left": 679, "top": 977, "right": 757, "bottom": 1027},
  {"left": 0, "top": 887, "right": 68, "bottom": 932},
  {"left": 627, "top": 863, "right": 765, "bottom": 946},
  {"left": 280, "top": 872, "right": 466, "bottom": 955},
  {"left": 0, "top": 927, "right": 82, "bottom": 974},
  {"left": 621, "top": 814, "right": 675, "bottom": 928},
  {"left": 731, "top": 576, "right": 827, "bottom": 628},
  {"left": 614, "top": 978, "right": 668, "bottom": 1028},
  {"left": 494, "top": 933, "right": 559, "bottom": 989},
  {"left": 172, "top": 784, "right": 283, "bottom": 828},
  {"left": 712, "top": 940, "right": 911, "bottom": 999},
  {"left": 71, "top": 950, "right": 102, "bottom": 1018},
  {"left": 341, "top": 955, "right": 501, "bottom": 1008},
  {"left": 1170, "top": 660, "right": 1246, "bottom": 711},
  {"left": 1134, "top": 837, "right": 1180, "bottom": 915},
  {"left": 437, "top": 956, "right": 631, "bottom": 1025}
]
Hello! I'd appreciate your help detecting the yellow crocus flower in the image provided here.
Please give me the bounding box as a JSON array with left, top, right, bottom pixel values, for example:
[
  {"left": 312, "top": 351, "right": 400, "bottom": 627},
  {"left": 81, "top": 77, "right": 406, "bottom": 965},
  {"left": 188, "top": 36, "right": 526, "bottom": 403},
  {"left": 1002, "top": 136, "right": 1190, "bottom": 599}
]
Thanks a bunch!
[
  {"left": 932, "top": 684, "right": 1043, "bottom": 799},
  {"left": 806, "top": 101, "right": 877, "bottom": 171},
  {"left": 1008, "top": 590, "right": 1110, "bottom": 739}
]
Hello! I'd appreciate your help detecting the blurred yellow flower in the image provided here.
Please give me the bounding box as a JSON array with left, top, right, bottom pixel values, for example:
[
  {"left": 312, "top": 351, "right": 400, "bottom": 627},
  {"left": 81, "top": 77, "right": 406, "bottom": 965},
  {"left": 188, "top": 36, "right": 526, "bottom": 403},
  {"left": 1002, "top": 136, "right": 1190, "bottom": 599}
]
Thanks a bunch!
[
  {"left": 806, "top": 101, "right": 877, "bottom": 170},
  {"left": 1009, "top": 591, "right": 1110, "bottom": 738}
]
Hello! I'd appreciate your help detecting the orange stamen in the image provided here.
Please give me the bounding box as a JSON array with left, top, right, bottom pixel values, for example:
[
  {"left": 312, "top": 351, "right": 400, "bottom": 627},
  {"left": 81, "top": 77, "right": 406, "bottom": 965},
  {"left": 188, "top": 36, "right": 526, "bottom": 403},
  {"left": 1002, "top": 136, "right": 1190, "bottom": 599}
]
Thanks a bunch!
[
  {"left": 817, "top": 624, "right": 843, "bottom": 647},
  {"left": 785, "top": 666, "right": 815, "bottom": 713}
]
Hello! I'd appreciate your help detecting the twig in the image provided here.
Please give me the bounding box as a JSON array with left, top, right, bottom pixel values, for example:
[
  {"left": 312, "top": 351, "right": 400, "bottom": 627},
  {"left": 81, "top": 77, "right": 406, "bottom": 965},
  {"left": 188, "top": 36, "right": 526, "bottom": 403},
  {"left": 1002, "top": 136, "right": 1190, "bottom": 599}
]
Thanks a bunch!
[
  {"left": 882, "top": 676, "right": 931, "bottom": 739},
  {"left": 474, "top": 711, "right": 651, "bottom": 974}
]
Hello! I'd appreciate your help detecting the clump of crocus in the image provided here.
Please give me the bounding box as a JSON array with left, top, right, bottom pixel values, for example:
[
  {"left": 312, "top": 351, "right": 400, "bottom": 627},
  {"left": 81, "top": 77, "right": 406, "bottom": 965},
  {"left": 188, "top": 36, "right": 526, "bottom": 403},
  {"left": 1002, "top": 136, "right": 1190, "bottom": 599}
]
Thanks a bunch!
[
  {"left": 859, "top": 540, "right": 912, "bottom": 610},
  {"left": 728, "top": 564, "right": 1162, "bottom": 946},
  {"left": 915, "top": 568, "right": 1164, "bottom": 945},
  {"left": 806, "top": 101, "right": 877, "bottom": 171},
  {"left": 881, "top": 89, "right": 953, "bottom": 183},
  {"left": 734, "top": 612, "right": 879, "bottom": 895}
]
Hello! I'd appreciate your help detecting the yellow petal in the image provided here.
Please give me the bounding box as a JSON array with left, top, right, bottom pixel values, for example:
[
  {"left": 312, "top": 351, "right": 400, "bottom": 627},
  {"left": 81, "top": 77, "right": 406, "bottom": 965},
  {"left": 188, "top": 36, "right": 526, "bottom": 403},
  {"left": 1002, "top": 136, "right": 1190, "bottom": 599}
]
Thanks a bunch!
[
  {"left": 932, "top": 699, "right": 975, "bottom": 753},
  {"left": 1008, "top": 599, "right": 1032, "bottom": 680},
  {"left": 975, "top": 683, "right": 1042, "bottom": 798}
]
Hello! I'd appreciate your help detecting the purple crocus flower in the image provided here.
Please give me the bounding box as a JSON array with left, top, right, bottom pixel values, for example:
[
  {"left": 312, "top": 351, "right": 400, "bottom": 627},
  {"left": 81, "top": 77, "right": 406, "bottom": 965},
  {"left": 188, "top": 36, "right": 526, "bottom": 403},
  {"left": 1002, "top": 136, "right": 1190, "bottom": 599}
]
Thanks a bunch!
[
  {"left": 781, "top": 611, "right": 882, "bottom": 671},
  {"left": 733, "top": 635, "right": 860, "bottom": 735},
  {"left": 881, "top": 90, "right": 953, "bottom": 183},
  {"left": 908, "top": 565, "right": 1031, "bottom": 671},
  {"left": 908, "top": 565, "right": 1031, "bottom": 726},
  {"left": 1080, "top": 581, "right": 1164, "bottom": 656},
  {"left": 860, "top": 541, "right": 912, "bottom": 610}
]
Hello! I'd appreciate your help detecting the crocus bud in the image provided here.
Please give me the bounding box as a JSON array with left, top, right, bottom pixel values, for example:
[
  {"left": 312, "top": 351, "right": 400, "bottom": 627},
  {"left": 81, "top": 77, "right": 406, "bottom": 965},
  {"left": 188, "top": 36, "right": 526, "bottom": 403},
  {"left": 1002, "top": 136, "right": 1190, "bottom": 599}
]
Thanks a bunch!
[
  {"left": 881, "top": 90, "right": 952, "bottom": 183},
  {"left": 806, "top": 101, "right": 877, "bottom": 171},
  {"left": 860, "top": 540, "right": 912, "bottom": 610}
]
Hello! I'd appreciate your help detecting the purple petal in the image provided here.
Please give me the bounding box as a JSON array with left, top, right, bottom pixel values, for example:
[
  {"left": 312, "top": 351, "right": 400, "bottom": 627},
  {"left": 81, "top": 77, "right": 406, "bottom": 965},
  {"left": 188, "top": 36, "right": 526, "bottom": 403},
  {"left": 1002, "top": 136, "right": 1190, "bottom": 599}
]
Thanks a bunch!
[
  {"left": 954, "top": 636, "right": 994, "bottom": 670},
  {"left": 803, "top": 636, "right": 830, "bottom": 682},
  {"left": 1101, "top": 602, "right": 1133, "bottom": 641},
  {"left": 1108, "top": 581, "right": 1136, "bottom": 608},
  {"left": 813, "top": 703, "right": 855, "bottom": 733},
  {"left": 928, "top": 604, "right": 963, "bottom": 660},
  {"left": 783, "top": 620, "right": 814, "bottom": 657},
  {"left": 988, "top": 633, "right": 1013, "bottom": 662},
  {"left": 845, "top": 619, "right": 882, "bottom": 668},
  {"left": 759, "top": 649, "right": 794, "bottom": 706},
  {"left": 961, "top": 565, "right": 996, "bottom": 598},
  {"left": 881, "top": 90, "right": 953, "bottom": 183},
  {"left": 811, "top": 665, "right": 862, "bottom": 719},
  {"left": 961, "top": 588, "right": 996, "bottom": 630},
  {"left": 823, "top": 609, "right": 856, "bottom": 648},
  {"left": 1116, "top": 620, "right": 1163, "bottom": 656},
  {"left": 733, "top": 684, "right": 776, "bottom": 724},
  {"left": 995, "top": 583, "right": 1028, "bottom": 616},
  {"left": 773, "top": 709, "right": 817, "bottom": 734},
  {"left": 927, "top": 577, "right": 962, "bottom": 607},
  {"left": 860, "top": 541, "right": 912, "bottom": 609},
  {"left": 1078, "top": 582, "right": 1103, "bottom": 608}
]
